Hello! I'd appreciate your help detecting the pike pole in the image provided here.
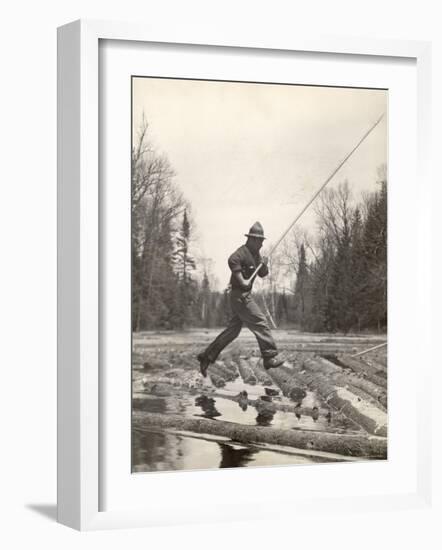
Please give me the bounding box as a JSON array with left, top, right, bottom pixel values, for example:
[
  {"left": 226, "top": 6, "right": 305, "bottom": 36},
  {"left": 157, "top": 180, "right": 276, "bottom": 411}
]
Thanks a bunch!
[
  {"left": 351, "top": 341, "right": 387, "bottom": 358},
  {"left": 245, "top": 113, "right": 385, "bottom": 285}
]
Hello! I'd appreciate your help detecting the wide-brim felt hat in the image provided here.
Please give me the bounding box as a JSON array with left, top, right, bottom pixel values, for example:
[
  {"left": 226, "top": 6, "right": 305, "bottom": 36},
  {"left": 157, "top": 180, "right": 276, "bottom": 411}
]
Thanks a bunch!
[{"left": 245, "top": 221, "right": 266, "bottom": 239}]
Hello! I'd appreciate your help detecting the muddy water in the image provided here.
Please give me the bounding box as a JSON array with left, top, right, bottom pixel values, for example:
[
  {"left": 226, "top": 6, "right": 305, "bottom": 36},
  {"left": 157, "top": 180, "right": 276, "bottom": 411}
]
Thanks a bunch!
[{"left": 132, "top": 429, "right": 329, "bottom": 472}]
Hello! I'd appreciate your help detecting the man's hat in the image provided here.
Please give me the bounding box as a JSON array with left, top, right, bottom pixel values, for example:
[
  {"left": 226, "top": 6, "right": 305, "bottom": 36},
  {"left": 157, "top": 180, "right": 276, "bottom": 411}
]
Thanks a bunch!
[{"left": 245, "top": 221, "right": 266, "bottom": 239}]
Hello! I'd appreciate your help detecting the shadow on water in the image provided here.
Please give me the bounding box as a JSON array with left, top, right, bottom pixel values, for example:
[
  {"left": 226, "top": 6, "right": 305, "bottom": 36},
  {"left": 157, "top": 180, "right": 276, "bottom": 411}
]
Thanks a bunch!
[
  {"left": 194, "top": 395, "right": 221, "bottom": 418},
  {"left": 194, "top": 393, "right": 277, "bottom": 428},
  {"left": 218, "top": 443, "right": 256, "bottom": 468},
  {"left": 256, "top": 410, "right": 276, "bottom": 426}
]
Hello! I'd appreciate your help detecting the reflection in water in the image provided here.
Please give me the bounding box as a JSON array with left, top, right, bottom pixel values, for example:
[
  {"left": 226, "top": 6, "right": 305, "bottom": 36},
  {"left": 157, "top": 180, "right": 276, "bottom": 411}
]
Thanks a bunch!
[
  {"left": 218, "top": 443, "right": 256, "bottom": 468},
  {"left": 132, "top": 428, "right": 326, "bottom": 472},
  {"left": 132, "top": 429, "right": 172, "bottom": 472},
  {"left": 135, "top": 392, "right": 356, "bottom": 433},
  {"left": 256, "top": 411, "right": 275, "bottom": 426},
  {"left": 132, "top": 379, "right": 359, "bottom": 472},
  {"left": 133, "top": 429, "right": 222, "bottom": 472},
  {"left": 312, "top": 406, "right": 319, "bottom": 422},
  {"left": 195, "top": 395, "right": 221, "bottom": 418},
  {"left": 237, "top": 390, "right": 248, "bottom": 411},
  {"left": 255, "top": 397, "right": 277, "bottom": 427}
]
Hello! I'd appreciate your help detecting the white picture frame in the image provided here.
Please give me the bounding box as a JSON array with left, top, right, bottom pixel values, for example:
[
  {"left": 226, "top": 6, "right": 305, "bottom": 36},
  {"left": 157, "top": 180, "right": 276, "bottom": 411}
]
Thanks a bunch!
[{"left": 57, "top": 19, "right": 432, "bottom": 531}]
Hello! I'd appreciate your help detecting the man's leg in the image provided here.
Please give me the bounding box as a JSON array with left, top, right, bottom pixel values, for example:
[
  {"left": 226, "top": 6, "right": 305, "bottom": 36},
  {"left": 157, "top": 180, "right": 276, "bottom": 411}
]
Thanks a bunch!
[
  {"left": 231, "top": 294, "right": 283, "bottom": 368},
  {"left": 198, "top": 314, "right": 243, "bottom": 376}
]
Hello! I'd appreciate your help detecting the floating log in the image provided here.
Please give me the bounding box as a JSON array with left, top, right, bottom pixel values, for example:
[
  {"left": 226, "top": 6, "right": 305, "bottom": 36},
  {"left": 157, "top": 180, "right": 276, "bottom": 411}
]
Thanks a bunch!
[
  {"left": 304, "top": 356, "right": 385, "bottom": 399},
  {"left": 209, "top": 373, "right": 226, "bottom": 388},
  {"left": 303, "top": 356, "right": 341, "bottom": 376},
  {"left": 141, "top": 358, "right": 171, "bottom": 371},
  {"left": 337, "top": 354, "right": 387, "bottom": 389},
  {"left": 133, "top": 394, "right": 182, "bottom": 413},
  {"left": 133, "top": 410, "right": 387, "bottom": 459},
  {"left": 344, "top": 383, "right": 387, "bottom": 412},
  {"left": 364, "top": 357, "right": 387, "bottom": 376},
  {"left": 139, "top": 374, "right": 204, "bottom": 392},
  {"left": 305, "top": 356, "right": 387, "bottom": 404},
  {"left": 248, "top": 357, "right": 273, "bottom": 385},
  {"left": 219, "top": 348, "right": 242, "bottom": 365},
  {"left": 282, "top": 347, "right": 359, "bottom": 354},
  {"left": 143, "top": 382, "right": 174, "bottom": 397},
  {"left": 370, "top": 354, "right": 387, "bottom": 369},
  {"left": 210, "top": 361, "right": 236, "bottom": 382},
  {"left": 302, "top": 358, "right": 388, "bottom": 437},
  {"left": 266, "top": 364, "right": 310, "bottom": 402},
  {"left": 237, "top": 358, "right": 257, "bottom": 385},
  {"left": 220, "top": 359, "right": 240, "bottom": 377},
  {"left": 347, "top": 380, "right": 387, "bottom": 409}
]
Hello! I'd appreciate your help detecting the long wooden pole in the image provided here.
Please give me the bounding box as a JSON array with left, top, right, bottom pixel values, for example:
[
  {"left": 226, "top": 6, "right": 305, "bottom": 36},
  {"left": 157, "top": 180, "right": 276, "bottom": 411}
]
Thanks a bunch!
[
  {"left": 245, "top": 113, "right": 385, "bottom": 284},
  {"left": 351, "top": 341, "right": 387, "bottom": 358}
]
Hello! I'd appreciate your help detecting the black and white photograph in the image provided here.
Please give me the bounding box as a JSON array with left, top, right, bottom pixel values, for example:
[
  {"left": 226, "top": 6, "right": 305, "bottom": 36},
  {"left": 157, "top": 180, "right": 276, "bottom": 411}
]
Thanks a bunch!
[
  {"left": 2, "top": 0, "right": 439, "bottom": 543},
  {"left": 131, "top": 76, "right": 388, "bottom": 472}
]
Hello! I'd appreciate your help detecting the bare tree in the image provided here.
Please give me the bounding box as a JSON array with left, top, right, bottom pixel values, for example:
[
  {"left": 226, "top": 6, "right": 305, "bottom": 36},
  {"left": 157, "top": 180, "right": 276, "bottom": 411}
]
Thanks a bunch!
[{"left": 132, "top": 117, "right": 186, "bottom": 330}]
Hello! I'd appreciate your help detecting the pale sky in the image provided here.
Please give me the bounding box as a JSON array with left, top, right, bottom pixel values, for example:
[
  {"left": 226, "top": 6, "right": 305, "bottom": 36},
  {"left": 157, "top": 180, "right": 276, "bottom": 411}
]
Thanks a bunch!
[{"left": 133, "top": 77, "right": 387, "bottom": 289}]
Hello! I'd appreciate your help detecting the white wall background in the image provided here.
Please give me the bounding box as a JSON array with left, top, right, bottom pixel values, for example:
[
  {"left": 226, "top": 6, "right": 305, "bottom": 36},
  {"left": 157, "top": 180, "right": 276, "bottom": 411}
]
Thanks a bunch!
[{"left": 0, "top": 1, "right": 440, "bottom": 547}]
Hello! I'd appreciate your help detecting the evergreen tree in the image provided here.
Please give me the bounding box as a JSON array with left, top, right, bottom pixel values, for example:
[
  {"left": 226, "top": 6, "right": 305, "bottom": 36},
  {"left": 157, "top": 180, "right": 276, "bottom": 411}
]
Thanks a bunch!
[
  {"left": 361, "top": 180, "right": 387, "bottom": 330},
  {"left": 292, "top": 244, "right": 310, "bottom": 330},
  {"left": 172, "top": 210, "right": 197, "bottom": 328},
  {"left": 309, "top": 251, "right": 331, "bottom": 332},
  {"left": 276, "top": 290, "right": 289, "bottom": 326},
  {"left": 198, "top": 271, "right": 212, "bottom": 327},
  {"left": 349, "top": 207, "right": 366, "bottom": 331},
  {"left": 215, "top": 289, "right": 231, "bottom": 326},
  {"left": 327, "top": 216, "right": 353, "bottom": 333},
  {"left": 136, "top": 213, "right": 178, "bottom": 329}
]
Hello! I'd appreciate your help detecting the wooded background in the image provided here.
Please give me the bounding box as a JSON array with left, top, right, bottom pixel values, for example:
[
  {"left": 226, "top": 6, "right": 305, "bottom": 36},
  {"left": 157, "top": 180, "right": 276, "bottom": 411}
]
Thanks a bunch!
[{"left": 132, "top": 118, "right": 387, "bottom": 333}]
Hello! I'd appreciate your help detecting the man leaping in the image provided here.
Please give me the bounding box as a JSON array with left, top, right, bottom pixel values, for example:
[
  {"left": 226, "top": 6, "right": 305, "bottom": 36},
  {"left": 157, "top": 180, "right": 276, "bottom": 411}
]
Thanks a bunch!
[{"left": 197, "top": 222, "right": 284, "bottom": 377}]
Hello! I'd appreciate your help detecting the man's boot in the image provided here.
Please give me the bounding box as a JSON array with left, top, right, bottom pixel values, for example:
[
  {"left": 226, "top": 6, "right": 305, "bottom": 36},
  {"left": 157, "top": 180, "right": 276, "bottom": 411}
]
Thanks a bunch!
[
  {"left": 263, "top": 356, "right": 284, "bottom": 370},
  {"left": 197, "top": 352, "right": 211, "bottom": 377}
]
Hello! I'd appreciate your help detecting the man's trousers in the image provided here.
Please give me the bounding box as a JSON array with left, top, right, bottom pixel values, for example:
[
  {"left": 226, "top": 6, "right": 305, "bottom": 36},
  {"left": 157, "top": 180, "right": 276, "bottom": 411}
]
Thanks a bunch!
[{"left": 203, "top": 289, "right": 278, "bottom": 362}]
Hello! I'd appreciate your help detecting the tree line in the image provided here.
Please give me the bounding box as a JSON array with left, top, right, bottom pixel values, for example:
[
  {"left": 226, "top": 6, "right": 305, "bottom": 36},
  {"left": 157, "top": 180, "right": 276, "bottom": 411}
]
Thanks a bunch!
[
  {"left": 132, "top": 118, "right": 387, "bottom": 333},
  {"left": 261, "top": 172, "right": 387, "bottom": 333},
  {"left": 132, "top": 118, "right": 230, "bottom": 330}
]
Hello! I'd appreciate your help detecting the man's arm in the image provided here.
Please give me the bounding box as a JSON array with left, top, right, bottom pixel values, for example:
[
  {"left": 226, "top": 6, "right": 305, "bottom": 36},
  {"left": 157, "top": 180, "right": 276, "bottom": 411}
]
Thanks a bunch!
[
  {"left": 232, "top": 271, "right": 253, "bottom": 291},
  {"left": 257, "top": 255, "right": 269, "bottom": 278},
  {"left": 228, "top": 249, "right": 253, "bottom": 291}
]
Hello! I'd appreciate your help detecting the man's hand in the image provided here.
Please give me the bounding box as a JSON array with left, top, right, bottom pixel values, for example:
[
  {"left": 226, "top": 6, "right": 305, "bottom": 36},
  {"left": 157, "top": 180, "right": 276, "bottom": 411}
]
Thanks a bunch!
[
  {"left": 233, "top": 271, "right": 252, "bottom": 292},
  {"left": 257, "top": 256, "right": 269, "bottom": 279}
]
